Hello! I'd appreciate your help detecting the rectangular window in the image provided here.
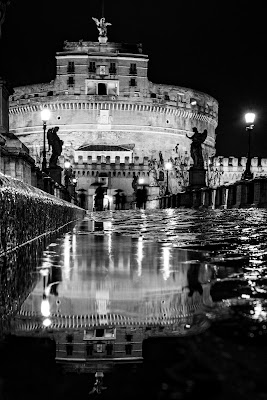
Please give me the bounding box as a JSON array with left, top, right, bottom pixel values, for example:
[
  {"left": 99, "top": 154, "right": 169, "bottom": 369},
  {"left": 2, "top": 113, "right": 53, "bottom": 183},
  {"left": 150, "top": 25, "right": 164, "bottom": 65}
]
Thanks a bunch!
[
  {"left": 125, "top": 344, "right": 132, "bottom": 355},
  {"left": 89, "top": 62, "right": 96, "bottom": 73},
  {"left": 150, "top": 93, "right": 156, "bottom": 98},
  {"left": 67, "top": 61, "right": 75, "bottom": 73},
  {"left": 109, "top": 62, "right": 116, "bottom": 74},
  {"left": 67, "top": 76, "right": 74, "bottom": 87},
  {"left": 106, "top": 343, "right": 113, "bottom": 355},
  {"left": 129, "top": 63, "right": 137, "bottom": 75},
  {"left": 130, "top": 78, "right": 136, "bottom": 87}
]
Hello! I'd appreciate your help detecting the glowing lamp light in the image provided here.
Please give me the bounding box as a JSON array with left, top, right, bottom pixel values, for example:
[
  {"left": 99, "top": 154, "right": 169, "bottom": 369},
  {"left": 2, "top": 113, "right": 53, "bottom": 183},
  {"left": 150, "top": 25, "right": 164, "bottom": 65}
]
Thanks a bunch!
[
  {"left": 40, "top": 108, "right": 51, "bottom": 122},
  {"left": 41, "top": 298, "right": 50, "bottom": 317},
  {"left": 43, "top": 318, "right": 52, "bottom": 327},
  {"left": 138, "top": 177, "right": 145, "bottom": 185},
  {"left": 165, "top": 162, "right": 172, "bottom": 170},
  {"left": 72, "top": 178, "right": 77, "bottom": 184},
  {"left": 64, "top": 161, "right": 71, "bottom": 169},
  {"left": 245, "top": 112, "right": 256, "bottom": 125}
]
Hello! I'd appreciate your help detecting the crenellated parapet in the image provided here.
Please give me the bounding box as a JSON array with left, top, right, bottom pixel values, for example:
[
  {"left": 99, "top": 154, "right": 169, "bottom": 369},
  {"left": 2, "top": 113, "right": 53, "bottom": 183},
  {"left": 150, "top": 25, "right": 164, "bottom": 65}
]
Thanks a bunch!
[
  {"left": 208, "top": 156, "right": 267, "bottom": 187},
  {"left": 59, "top": 155, "right": 151, "bottom": 179}
]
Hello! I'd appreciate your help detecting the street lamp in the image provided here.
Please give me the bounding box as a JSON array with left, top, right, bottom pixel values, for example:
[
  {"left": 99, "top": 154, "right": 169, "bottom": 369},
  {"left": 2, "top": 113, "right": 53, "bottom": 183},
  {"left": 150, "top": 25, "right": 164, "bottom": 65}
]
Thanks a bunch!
[
  {"left": 165, "top": 162, "right": 172, "bottom": 195},
  {"left": 138, "top": 177, "right": 145, "bottom": 185},
  {"left": 41, "top": 108, "right": 51, "bottom": 171},
  {"left": 243, "top": 112, "right": 255, "bottom": 180}
]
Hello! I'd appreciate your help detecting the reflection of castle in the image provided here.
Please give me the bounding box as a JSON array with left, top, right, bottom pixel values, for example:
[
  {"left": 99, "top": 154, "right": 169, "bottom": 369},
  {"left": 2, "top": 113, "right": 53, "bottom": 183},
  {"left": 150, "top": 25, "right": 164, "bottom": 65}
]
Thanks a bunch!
[
  {"left": 10, "top": 231, "right": 214, "bottom": 367},
  {"left": 8, "top": 18, "right": 218, "bottom": 202}
]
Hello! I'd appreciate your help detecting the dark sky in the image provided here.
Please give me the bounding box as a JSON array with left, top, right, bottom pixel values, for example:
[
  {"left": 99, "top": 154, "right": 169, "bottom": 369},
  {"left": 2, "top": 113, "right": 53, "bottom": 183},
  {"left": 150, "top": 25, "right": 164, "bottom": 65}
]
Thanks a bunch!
[{"left": 1, "top": 0, "right": 267, "bottom": 157}]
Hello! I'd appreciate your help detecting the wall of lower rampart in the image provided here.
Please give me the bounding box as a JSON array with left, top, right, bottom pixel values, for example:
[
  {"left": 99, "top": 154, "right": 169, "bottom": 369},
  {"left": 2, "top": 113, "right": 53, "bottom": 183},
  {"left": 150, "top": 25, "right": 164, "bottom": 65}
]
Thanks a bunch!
[
  {"left": 208, "top": 156, "right": 267, "bottom": 187},
  {"left": 0, "top": 173, "right": 85, "bottom": 254}
]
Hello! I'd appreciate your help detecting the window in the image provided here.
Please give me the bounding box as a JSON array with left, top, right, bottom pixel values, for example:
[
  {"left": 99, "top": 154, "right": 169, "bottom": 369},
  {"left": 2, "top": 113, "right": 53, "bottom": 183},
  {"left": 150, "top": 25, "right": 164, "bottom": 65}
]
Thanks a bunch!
[
  {"left": 164, "top": 94, "right": 170, "bottom": 101},
  {"left": 86, "top": 343, "right": 93, "bottom": 356},
  {"left": 106, "top": 343, "right": 113, "bottom": 355},
  {"left": 67, "top": 76, "right": 74, "bottom": 87},
  {"left": 89, "top": 62, "right": 96, "bottom": 73},
  {"left": 129, "top": 63, "right": 137, "bottom": 74},
  {"left": 99, "top": 65, "right": 106, "bottom": 75},
  {"left": 109, "top": 62, "right": 116, "bottom": 74},
  {"left": 130, "top": 78, "right": 136, "bottom": 87},
  {"left": 67, "top": 61, "right": 75, "bottom": 73},
  {"left": 125, "top": 334, "right": 133, "bottom": 341},
  {"left": 125, "top": 344, "right": 132, "bottom": 355},
  {"left": 150, "top": 93, "right": 156, "bottom": 98}
]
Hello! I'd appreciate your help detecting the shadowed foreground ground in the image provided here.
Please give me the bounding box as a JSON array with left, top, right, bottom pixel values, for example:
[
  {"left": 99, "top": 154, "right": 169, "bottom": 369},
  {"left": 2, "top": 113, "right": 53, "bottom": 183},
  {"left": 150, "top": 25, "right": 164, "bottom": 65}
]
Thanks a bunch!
[{"left": 1, "top": 318, "right": 267, "bottom": 400}]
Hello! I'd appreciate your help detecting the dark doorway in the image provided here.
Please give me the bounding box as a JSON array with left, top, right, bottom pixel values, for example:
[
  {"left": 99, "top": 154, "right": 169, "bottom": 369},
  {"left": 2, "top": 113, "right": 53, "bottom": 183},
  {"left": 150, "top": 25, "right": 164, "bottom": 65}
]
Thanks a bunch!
[{"left": 98, "top": 83, "right": 107, "bottom": 95}]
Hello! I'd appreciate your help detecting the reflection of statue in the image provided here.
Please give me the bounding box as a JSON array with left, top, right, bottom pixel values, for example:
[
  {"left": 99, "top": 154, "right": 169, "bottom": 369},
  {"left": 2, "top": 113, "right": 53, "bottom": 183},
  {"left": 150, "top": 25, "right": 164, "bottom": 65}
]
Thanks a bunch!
[
  {"left": 47, "top": 126, "right": 63, "bottom": 168},
  {"left": 186, "top": 128, "right": 207, "bottom": 169},
  {"left": 0, "top": 0, "right": 10, "bottom": 39},
  {"left": 132, "top": 175, "right": 138, "bottom": 192},
  {"left": 92, "top": 17, "right": 111, "bottom": 37}
]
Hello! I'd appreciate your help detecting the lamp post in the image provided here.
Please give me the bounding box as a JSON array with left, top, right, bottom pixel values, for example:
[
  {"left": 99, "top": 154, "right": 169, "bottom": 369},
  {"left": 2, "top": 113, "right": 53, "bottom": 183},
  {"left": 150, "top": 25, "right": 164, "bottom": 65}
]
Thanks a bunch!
[
  {"left": 165, "top": 162, "right": 172, "bottom": 195},
  {"left": 40, "top": 108, "right": 51, "bottom": 172},
  {"left": 243, "top": 112, "right": 255, "bottom": 180}
]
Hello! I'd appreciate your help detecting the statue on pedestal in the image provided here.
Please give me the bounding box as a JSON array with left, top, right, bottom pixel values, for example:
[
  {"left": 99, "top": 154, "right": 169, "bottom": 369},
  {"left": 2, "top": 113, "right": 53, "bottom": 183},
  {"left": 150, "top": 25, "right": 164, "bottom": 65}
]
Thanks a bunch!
[
  {"left": 186, "top": 128, "right": 207, "bottom": 169},
  {"left": 47, "top": 126, "right": 63, "bottom": 168},
  {"left": 92, "top": 17, "right": 111, "bottom": 40}
]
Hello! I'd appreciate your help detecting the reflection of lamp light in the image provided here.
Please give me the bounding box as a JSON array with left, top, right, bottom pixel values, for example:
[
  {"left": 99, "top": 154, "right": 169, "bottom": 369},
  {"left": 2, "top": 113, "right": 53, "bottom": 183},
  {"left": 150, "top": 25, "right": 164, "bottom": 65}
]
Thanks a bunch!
[
  {"left": 41, "top": 296, "right": 50, "bottom": 317},
  {"left": 164, "top": 162, "right": 172, "bottom": 195},
  {"left": 40, "top": 108, "right": 51, "bottom": 171},
  {"left": 64, "top": 160, "right": 72, "bottom": 188},
  {"left": 138, "top": 177, "right": 145, "bottom": 185},
  {"left": 64, "top": 160, "right": 71, "bottom": 169},
  {"left": 43, "top": 318, "right": 52, "bottom": 327},
  {"left": 242, "top": 112, "right": 256, "bottom": 180}
]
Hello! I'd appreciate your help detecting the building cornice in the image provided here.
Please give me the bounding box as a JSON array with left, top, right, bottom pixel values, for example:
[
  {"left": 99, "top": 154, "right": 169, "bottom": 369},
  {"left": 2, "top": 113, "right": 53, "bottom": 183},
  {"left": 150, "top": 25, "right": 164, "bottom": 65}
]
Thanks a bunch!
[{"left": 9, "top": 101, "right": 218, "bottom": 126}]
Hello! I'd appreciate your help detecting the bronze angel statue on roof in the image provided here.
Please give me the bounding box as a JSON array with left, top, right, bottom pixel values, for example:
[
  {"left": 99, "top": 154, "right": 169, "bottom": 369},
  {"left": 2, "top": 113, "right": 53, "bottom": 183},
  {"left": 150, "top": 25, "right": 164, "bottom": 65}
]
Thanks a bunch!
[{"left": 92, "top": 17, "right": 111, "bottom": 37}]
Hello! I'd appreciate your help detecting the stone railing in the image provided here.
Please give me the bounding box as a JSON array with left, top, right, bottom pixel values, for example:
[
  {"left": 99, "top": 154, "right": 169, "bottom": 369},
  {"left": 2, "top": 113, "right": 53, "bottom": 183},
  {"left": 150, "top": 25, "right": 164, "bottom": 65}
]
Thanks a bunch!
[
  {"left": 0, "top": 173, "right": 85, "bottom": 254},
  {"left": 159, "top": 177, "right": 267, "bottom": 210}
]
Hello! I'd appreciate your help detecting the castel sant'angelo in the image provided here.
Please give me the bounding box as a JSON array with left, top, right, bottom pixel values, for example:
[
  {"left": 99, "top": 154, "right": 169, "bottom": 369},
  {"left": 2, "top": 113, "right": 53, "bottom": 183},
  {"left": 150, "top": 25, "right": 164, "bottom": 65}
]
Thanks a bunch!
[{"left": 8, "top": 16, "right": 220, "bottom": 208}]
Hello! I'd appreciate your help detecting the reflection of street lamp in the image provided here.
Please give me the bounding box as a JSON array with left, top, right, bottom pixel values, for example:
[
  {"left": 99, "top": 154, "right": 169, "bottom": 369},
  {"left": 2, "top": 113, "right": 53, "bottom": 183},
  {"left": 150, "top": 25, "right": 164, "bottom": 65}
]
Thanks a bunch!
[
  {"left": 165, "top": 162, "right": 172, "bottom": 195},
  {"left": 41, "top": 108, "right": 51, "bottom": 171},
  {"left": 243, "top": 112, "right": 255, "bottom": 180},
  {"left": 138, "top": 177, "right": 145, "bottom": 185},
  {"left": 64, "top": 160, "right": 72, "bottom": 188}
]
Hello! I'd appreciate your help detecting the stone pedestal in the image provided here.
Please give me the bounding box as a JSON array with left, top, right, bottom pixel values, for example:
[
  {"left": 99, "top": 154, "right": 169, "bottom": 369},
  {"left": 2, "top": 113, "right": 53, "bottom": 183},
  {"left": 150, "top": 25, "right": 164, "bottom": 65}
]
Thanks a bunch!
[
  {"left": 188, "top": 168, "right": 206, "bottom": 190},
  {"left": 48, "top": 166, "right": 63, "bottom": 185},
  {"left": 98, "top": 36, "right": 108, "bottom": 44}
]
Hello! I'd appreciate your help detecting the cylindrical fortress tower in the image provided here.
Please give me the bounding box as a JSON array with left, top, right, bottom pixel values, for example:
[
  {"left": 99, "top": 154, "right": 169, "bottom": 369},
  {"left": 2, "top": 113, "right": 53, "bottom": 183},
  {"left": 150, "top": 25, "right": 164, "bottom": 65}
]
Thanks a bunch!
[{"left": 8, "top": 34, "right": 218, "bottom": 197}]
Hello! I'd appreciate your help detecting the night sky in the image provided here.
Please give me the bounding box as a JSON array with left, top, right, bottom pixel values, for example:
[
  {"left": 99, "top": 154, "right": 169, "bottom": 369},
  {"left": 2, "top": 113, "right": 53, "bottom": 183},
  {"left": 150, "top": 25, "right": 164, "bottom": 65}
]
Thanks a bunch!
[{"left": 1, "top": 0, "right": 266, "bottom": 157}]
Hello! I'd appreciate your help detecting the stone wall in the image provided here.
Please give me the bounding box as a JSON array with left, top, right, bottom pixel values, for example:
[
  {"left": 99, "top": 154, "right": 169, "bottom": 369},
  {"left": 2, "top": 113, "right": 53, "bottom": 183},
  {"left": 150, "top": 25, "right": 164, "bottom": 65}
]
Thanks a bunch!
[
  {"left": 208, "top": 156, "right": 267, "bottom": 187},
  {"left": 159, "top": 177, "right": 267, "bottom": 210},
  {"left": 0, "top": 172, "right": 85, "bottom": 254}
]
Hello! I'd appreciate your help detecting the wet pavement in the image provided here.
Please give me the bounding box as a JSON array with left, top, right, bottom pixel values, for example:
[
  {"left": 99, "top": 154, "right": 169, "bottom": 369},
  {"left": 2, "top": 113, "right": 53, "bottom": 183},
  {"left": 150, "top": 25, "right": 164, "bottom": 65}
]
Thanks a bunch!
[{"left": 1, "top": 208, "right": 267, "bottom": 399}]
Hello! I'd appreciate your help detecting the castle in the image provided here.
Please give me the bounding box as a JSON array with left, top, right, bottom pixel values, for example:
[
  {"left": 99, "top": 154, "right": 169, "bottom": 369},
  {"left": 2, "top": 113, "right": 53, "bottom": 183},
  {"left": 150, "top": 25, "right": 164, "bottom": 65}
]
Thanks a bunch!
[
  {"left": 7, "top": 17, "right": 219, "bottom": 209},
  {"left": 7, "top": 17, "right": 267, "bottom": 209}
]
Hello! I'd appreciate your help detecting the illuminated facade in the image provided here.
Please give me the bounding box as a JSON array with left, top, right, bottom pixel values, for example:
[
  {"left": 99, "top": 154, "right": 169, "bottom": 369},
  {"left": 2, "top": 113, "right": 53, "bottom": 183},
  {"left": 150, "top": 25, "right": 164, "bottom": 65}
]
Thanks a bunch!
[{"left": 8, "top": 21, "right": 219, "bottom": 205}]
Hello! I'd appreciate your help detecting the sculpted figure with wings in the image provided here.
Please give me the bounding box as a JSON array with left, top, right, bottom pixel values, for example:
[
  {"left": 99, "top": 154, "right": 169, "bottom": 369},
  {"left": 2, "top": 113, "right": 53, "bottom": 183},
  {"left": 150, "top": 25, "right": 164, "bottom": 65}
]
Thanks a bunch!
[
  {"left": 92, "top": 17, "right": 111, "bottom": 37},
  {"left": 186, "top": 128, "right": 207, "bottom": 169}
]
